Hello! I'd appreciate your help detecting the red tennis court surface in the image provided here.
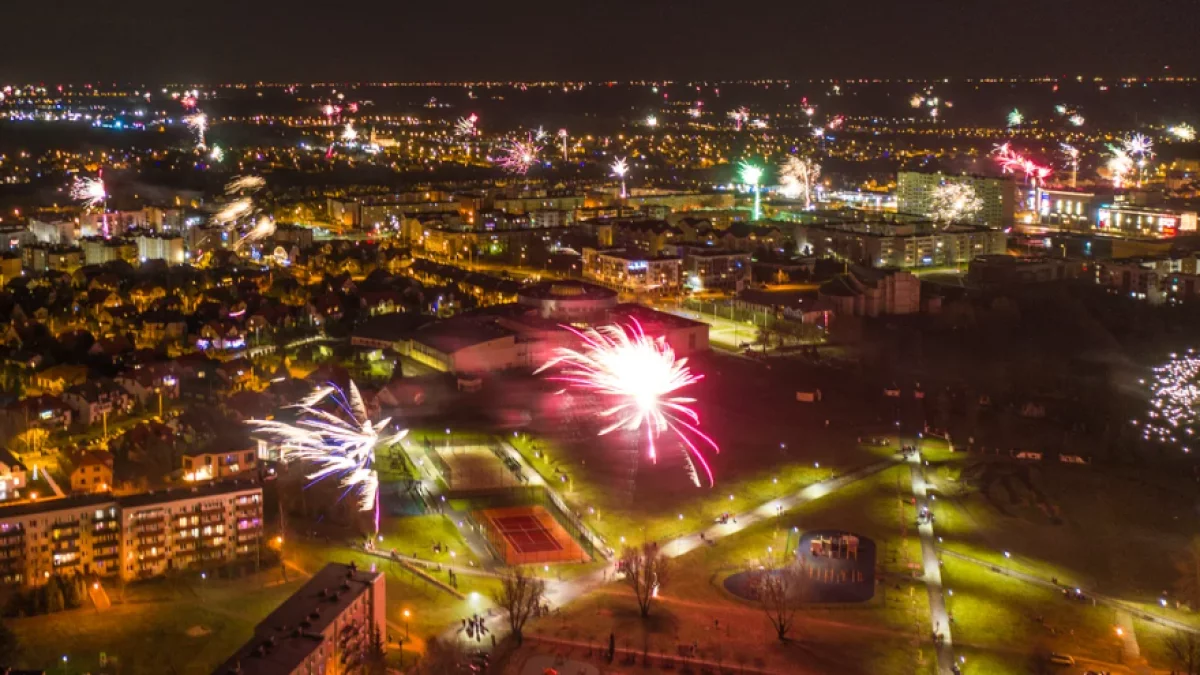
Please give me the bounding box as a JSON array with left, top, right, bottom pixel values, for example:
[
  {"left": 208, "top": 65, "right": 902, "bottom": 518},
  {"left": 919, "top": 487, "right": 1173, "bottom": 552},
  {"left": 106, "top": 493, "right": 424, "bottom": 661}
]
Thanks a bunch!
[
  {"left": 492, "top": 514, "right": 563, "bottom": 554},
  {"left": 477, "top": 506, "right": 588, "bottom": 565}
]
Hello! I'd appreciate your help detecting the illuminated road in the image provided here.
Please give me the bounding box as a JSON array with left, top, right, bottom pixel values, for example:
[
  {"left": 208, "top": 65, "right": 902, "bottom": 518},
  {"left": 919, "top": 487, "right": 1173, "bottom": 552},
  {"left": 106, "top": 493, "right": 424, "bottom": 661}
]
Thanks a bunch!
[{"left": 909, "top": 450, "right": 955, "bottom": 675}]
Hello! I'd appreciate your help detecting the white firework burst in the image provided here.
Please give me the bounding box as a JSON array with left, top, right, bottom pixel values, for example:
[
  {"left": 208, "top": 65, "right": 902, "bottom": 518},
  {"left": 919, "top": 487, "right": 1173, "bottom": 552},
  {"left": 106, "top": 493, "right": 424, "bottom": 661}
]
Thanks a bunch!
[
  {"left": 611, "top": 157, "right": 629, "bottom": 198},
  {"left": 928, "top": 182, "right": 983, "bottom": 226},
  {"left": 184, "top": 112, "right": 208, "bottom": 147},
  {"left": 1007, "top": 109, "right": 1023, "bottom": 127},
  {"left": 233, "top": 216, "right": 277, "bottom": 249},
  {"left": 247, "top": 381, "right": 407, "bottom": 531},
  {"left": 1171, "top": 124, "right": 1196, "bottom": 142},
  {"left": 778, "top": 156, "right": 821, "bottom": 208},
  {"left": 455, "top": 114, "right": 478, "bottom": 137},
  {"left": 71, "top": 177, "right": 106, "bottom": 210},
  {"left": 341, "top": 122, "right": 358, "bottom": 143},
  {"left": 645, "top": 115, "right": 658, "bottom": 128}
]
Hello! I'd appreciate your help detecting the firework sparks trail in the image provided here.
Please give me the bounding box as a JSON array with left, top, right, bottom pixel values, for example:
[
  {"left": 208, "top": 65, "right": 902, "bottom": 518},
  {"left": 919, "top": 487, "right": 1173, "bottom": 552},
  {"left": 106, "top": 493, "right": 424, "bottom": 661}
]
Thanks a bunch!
[
  {"left": 225, "top": 175, "right": 265, "bottom": 195},
  {"left": 1171, "top": 124, "right": 1196, "bottom": 141},
  {"left": 728, "top": 107, "right": 749, "bottom": 131},
  {"left": 184, "top": 112, "right": 208, "bottom": 148},
  {"left": 1069, "top": 114, "right": 1085, "bottom": 127},
  {"left": 247, "top": 381, "right": 407, "bottom": 532},
  {"left": 827, "top": 115, "right": 845, "bottom": 130},
  {"left": 778, "top": 156, "right": 820, "bottom": 208},
  {"left": 71, "top": 177, "right": 106, "bottom": 209},
  {"left": 495, "top": 136, "right": 541, "bottom": 175},
  {"left": 1135, "top": 350, "right": 1200, "bottom": 453},
  {"left": 1061, "top": 144, "right": 1081, "bottom": 188},
  {"left": 536, "top": 323, "right": 720, "bottom": 487},
  {"left": 1106, "top": 145, "right": 1134, "bottom": 189},
  {"left": 558, "top": 128, "right": 568, "bottom": 161},
  {"left": 233, "top": 216, "right": 277, "bottom": 250},
  {"left": 211, "top": 198, "right": 254, "bottom": 226},
  {"left": 992, "top": 143, "right": 1050, "bottom": 185},
  {"left": 611, "top": 157, "right": 629, "bottom": 198},
  {"left": 455, "top": 114, "right": 478, "bottom": 137},
  {"left": 928, "top": 182, "right": 983, "bottom": 226},
  {"left": 739, "top": 160, "right": 764, "bottom": 221}
]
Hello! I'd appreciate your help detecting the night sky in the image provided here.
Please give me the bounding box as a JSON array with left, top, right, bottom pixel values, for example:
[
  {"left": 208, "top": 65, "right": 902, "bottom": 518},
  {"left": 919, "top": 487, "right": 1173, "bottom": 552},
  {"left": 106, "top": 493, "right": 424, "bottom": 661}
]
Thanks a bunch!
[{"left": 3, "top": 0, "right": 1197, "bottom": 82}]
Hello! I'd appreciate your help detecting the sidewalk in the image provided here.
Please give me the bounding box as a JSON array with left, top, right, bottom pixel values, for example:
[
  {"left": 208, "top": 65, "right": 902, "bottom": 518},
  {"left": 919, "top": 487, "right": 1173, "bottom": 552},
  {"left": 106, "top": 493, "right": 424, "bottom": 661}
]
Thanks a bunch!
[{"left": 908, "top": 451, "right": 955, "bottom": 675}]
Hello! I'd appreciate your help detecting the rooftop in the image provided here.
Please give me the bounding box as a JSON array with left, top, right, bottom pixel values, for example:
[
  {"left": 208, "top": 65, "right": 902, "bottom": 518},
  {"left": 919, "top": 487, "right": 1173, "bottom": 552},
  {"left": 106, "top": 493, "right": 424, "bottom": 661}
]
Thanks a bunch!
[{"left": 215, "top": 563, "right": 381, "bottom": 675}]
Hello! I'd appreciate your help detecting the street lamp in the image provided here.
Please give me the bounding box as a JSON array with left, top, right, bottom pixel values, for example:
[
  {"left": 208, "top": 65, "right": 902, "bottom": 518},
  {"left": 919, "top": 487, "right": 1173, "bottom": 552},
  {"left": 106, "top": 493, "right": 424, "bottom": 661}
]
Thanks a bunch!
[{"left": 402, "top": 609, "right": 411, "bottom": 638}]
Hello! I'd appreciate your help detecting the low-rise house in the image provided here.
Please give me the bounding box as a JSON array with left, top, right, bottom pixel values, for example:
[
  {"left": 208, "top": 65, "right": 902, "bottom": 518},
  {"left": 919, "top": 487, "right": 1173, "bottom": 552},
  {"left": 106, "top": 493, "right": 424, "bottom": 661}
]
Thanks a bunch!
[
  {"left": 70, "top": 450, "right": 114, "bottom": 493},
  {"left": 182, "top": 447, "right": 258, "bottom": 482},
  {"left": 34, "top": 364, "right": 89, "bottom": 395},
  {"left": 0, "top": 449, "right": 28, "bottom": 501},
  {"left": 61, "top": 379, "right": 134, "bottom": 426}
]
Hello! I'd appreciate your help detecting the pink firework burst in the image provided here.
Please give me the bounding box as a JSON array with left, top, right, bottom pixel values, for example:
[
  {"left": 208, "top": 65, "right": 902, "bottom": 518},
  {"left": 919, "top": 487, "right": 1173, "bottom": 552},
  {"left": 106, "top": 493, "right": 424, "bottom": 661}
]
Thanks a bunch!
[
  {"left": 536, "top": 322, "right": 719, "bottom": 487},
  {"left": 495, "top": 136, "right": 541, "bottom": 174}
]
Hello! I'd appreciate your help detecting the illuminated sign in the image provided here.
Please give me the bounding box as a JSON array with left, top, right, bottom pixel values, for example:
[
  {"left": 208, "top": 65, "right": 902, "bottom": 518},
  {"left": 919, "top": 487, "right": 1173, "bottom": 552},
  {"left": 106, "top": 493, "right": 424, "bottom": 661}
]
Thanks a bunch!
[{"left": 627, "top": 261, "right": 648, "bottom": 271}]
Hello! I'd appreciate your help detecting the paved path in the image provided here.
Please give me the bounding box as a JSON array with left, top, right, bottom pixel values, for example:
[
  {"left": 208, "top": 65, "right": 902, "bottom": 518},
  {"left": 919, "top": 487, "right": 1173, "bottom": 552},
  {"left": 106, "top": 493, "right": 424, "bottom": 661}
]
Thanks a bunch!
[
  {"left": 40, "top": 466, "right": 65, "bottom": 498},
  {"left": 908, "top": 451, "right": 955, "bottom": 675},
  {"left": 438, "top": 457, "right": 899, "bottom": 645},
  {"left": 941, "top": 548, "right": 1200, "bottom": 636}
]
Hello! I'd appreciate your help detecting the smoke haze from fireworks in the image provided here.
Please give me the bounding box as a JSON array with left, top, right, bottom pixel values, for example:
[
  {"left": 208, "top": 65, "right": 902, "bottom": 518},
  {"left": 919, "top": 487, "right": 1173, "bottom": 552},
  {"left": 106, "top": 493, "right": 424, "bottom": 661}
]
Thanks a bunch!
[{"left": 536, "top": 322, "right": 719, "bottom": 487}]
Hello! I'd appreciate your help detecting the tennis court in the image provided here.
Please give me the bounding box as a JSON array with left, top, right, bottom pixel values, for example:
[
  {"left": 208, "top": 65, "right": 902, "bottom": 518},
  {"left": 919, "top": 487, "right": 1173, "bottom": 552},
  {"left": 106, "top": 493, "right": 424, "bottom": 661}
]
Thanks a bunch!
[{"left": 477, "top": 505, "right": 589, "bottom": 565}]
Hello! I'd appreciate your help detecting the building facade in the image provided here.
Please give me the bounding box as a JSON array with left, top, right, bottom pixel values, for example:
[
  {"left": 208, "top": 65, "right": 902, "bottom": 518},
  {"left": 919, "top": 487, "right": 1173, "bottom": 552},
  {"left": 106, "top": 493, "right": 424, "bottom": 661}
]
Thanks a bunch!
[
  {"left": 215, "top": 562, "right": 386, "bottom": 675},
  {"left": 0, "top": 481, "right": 262, "bottom": 586},
  {"left": 897, "top": 171, "right": 1016, "bottom": 228},
  {"left": 581, "top": 247, "right": 682, "bottom": 292}
]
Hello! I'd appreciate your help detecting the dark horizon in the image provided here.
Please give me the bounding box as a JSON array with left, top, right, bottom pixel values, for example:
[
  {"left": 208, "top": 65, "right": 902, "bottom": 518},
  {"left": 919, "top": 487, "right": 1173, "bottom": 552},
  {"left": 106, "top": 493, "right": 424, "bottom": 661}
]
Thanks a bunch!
[{"left": 3, "top": 0, "right": 1197, "bottom": 83}]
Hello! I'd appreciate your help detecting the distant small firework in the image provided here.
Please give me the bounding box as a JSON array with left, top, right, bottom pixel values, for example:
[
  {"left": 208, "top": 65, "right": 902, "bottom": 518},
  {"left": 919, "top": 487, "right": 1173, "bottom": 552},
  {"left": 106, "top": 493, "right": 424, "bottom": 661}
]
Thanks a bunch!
[
  {"left": 1007, "top": 108, "right": 1024, "bottom": 127},
  {"left": 688, "top": 107, "right": 702, "bottom": 119},
  {"left": 71, "top": 176, "right": 106, "bottom": 210},
  {"left": 1068, "top": 114, "right": 1086, "bottom": 127},
  {"left": 225, "top": 175, "right": 266, "bottom": 195},
  {"left": 536, "top": 322, "right": 720, "bottom": 488},
  {"left": 534, "top": 125, "right": 548, "bottom": 142},
  {"left": 1105, "top": 146, "right": 1133, "bottom": 189},
  {"left": 1137, "top": 350, "right": 1200, "bottom": 452},
  {"left": 778, "top": 155, "right": 820, "bottom": 208},
  {"left": 739, "top": 160, "right": 764, "bottom": 221},
  {"left": 611, "top": 157, "right": 629, "bottom": 198},
  {"left": 827, "top": 115, "right": 845, "bottom": 130},
  {"left": 910, "top": 94, "right": 925, "bottom": 108},
  {"left": 803, "top": 106, "right": 815, "bottom": 117},
  {"left": 184, "top": 111, "right": 208, "bottom": 148},
  {"left": 993, "top": 143, "right": 1051, "bottom": 185},
  {"left": 928, "top": 182, "right": 982, "bottom": 225},
  {"left": 1055, "top": 104, "right": 1068, "bottom": 115},
  {"left": 1061, "top": 143, "right": 1081, "bottom": 188},
  {"left": 811, "top": 126, "right": 825, "bottom": 139},
  {"left": 558, "top": 128, "right": 569, "bottom": 161},
  {"left": 728, "top": 107, "right": 749, "bottom": 131},
  {"left": 645, "top": 115, "right": 658, "bottom": 128},
  {"left": 341, "top": 122, "right": 358, "bottom": 143},
  {"left": 495, "top": 137, "right": 541, "bottom": 175},
  {"left": 1124, "top": 133, "right": 1153, "bottom": 159},
  {"left": 455, "top": 114, "right": 478, "bottom": 137},
  {"left": 1170, "top": 124, "right": 1196, "bottom": 141},
  {"left": 322, "top": 104, "right": 341, "bottom": 120},
  {"left": 209, "top": 145, "right": 225, "bottom": 162}
]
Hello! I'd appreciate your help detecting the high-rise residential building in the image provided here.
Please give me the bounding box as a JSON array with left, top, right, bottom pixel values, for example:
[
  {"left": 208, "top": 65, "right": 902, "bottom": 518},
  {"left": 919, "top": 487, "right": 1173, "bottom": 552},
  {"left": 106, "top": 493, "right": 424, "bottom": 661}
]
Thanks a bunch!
[
  {"left": 897, "top": 171, "right": 1016, "bottom": 228},
  {"left": 794, "top": 220, "right": 1007, "bottom": 269},
  {"left": 214, "top": 562, "right": 386, "bottom": 675},
  {"left": 0, "top": 481, "right": 262, "bottom": 586},
  {"left": 135, "top": 232, "right": 187, "bottom": 265},
  {"left": 81, "top": 237, "right": 138, "bottom": 266}
]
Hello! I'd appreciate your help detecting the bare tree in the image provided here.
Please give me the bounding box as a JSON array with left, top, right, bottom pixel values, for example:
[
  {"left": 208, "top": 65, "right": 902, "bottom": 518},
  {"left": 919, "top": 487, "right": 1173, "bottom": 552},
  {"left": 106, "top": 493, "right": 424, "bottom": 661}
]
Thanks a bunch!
[
  {"left": 1176, "top": 536, "right": 1200, "bottom": 612},
  {"left": 1166, "top": 630, "right": 1200, "bottom": 675},
  {"left": 750, "top": 563, "right": 803, "bottom": 641},
  {"left": 413, "top": 637, "right": 468, "bottom": 675},
  {"left": 620, "top": 544, "right": 669, "bottom": 618},
  {"left": 492, "top": 569, "right": 546, "bottom": 644}
]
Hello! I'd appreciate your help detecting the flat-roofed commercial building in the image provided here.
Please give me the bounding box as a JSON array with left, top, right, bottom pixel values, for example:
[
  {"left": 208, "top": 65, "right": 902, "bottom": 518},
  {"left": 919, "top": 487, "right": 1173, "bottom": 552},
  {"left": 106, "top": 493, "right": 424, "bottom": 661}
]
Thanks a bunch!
[{"left": 1096, "top": 204, "right": 1198, "bottom": 238}]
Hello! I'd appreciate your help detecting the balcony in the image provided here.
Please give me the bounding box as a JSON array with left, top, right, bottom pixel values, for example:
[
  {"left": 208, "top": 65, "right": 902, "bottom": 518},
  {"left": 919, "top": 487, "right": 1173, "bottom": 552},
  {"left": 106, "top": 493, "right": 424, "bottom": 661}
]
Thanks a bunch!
[
  {"left": 200, "top": 513, "right": 224, "bottom": 525},
  {"left": 93, "top": 550, "right": 119, "bottom": 562},
  {"left": 137, "top": 534, "right": 166, "bottom": 547},
  {"left": 201, "top": 503, "right": 225, "bottom": 514}
]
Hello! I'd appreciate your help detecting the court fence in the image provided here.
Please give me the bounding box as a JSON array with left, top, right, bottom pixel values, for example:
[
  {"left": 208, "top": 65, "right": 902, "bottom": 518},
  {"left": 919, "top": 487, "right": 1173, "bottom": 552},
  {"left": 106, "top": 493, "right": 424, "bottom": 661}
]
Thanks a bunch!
[{"left": 461, "top": 484, "right": 604, "bottom": 564}]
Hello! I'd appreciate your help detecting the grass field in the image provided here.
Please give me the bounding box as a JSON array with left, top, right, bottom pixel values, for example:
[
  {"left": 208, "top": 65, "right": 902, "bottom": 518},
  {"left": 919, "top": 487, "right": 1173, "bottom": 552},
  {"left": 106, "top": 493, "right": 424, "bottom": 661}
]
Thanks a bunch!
[
  {"left": 529, "top": 464, "right": 934, "bottom": 675},
  {"left": 9, "top": 572, "right": 303, "bottom": 675}
]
